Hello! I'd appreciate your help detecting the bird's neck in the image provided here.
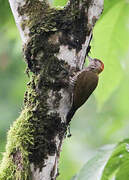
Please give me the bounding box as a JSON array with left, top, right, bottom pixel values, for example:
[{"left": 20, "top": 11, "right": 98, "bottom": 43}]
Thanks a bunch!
[{"left": 87, "top": 64, "right": 100, "bottom": 74}]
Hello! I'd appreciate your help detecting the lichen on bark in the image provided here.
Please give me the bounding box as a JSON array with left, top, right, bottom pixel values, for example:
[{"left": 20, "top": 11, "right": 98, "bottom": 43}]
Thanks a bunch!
[{"left": 23, "top": 34, "right": 71, "bottom": 168}]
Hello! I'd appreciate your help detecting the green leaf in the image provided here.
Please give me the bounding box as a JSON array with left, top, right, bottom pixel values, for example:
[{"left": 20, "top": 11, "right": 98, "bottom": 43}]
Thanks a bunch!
[
  {"left": 91, "top": 0, "right": 129, "bottom": 108},
  {"left": 75, "top": 145, "right": 115, "bottom": 180},
  {"left": 74, "top": 140, "right": 129, "bottom": 180},
  {"left": 101, "top": 139, "right": 129, "bottom": 180}
]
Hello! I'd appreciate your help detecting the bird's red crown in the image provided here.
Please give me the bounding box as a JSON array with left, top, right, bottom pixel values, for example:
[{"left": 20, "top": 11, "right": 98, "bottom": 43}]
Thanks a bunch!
[
  {"left": 95, "top": 59, "right": 104, "bottom": 73},
  {"left": 88, "top": 56, "right": 104, "bottom": 74}
]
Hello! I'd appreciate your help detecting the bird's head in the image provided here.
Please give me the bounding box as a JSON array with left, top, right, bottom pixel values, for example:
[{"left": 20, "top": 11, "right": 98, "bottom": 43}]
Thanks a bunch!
[{"left": 87, "top": 56, "right": 104, "bottom": 74}]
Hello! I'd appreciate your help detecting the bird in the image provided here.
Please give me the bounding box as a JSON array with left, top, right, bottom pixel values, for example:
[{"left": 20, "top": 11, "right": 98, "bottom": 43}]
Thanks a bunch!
[{"left": 67, "top": 56, "right": 104, "bottom": 123}]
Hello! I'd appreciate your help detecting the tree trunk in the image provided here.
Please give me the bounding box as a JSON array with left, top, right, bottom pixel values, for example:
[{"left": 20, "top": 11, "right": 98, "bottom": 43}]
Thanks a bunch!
[{"left": 0, "top": 0, "right": 104, "bottom": 179}]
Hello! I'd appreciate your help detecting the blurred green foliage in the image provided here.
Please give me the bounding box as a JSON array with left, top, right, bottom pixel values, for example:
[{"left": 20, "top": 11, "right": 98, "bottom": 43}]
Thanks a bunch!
[
  {"left": 74, "top": 144, "right": 115, "bottom": 180},
  {"left": 0, "top": 0, "right": 129, "bottom": 179},
  {"left": 93, "top": 0, "right": 129, "bottom": 107},
  {"left": 75, "top": 139, "right": 129, "bottom": 180}
]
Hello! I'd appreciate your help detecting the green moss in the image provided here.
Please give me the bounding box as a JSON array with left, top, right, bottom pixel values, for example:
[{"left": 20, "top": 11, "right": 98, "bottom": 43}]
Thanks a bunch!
[
  {"left": 0, "top": 33, "right": 69, "bottom": 174},
  {"left": 18, "top": 0, "right": 57, "bottom": 33},
  {"left": 22, "top": 28, "right": 73, "bottom": 169},
  {"left": 0, "top": 109, "right": 33, "bottom": 180},
  {"left": 19, "top": 0, "right": 90, "bottom": 53}
]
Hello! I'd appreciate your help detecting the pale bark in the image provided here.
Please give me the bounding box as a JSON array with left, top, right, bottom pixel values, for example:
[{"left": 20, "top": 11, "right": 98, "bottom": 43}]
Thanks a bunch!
[{"left": 0, "top": 0, "right": 104, "bottom": 180}]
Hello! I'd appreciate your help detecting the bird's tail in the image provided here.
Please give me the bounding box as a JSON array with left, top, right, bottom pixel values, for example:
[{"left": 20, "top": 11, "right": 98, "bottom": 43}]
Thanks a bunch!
[{"left": 66, "top": 108, "right": 75, "bottom": 125}]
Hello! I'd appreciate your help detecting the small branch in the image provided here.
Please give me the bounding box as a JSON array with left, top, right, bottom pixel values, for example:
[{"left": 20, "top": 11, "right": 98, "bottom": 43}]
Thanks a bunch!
[{"left": 0, "top": 0, "right": 104, "bottom": 180}]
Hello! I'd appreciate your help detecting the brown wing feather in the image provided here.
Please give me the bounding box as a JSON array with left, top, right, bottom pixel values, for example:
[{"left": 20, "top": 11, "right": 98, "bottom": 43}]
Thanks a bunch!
[
  {"left": 67, "top": 71, "right": 98, "bottom": 123},
  {"left": 73, "top": 71, "right": 98, "bottom": 110}
]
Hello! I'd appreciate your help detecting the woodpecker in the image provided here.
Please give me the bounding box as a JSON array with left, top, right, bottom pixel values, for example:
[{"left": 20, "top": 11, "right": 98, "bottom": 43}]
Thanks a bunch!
[{"left": 67, "top": 56, "right": 104, "bottom": 123}]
